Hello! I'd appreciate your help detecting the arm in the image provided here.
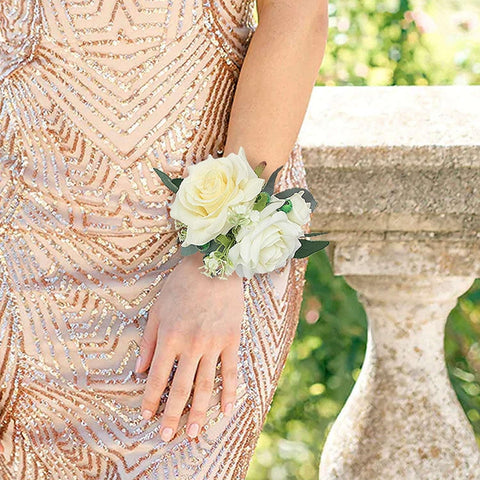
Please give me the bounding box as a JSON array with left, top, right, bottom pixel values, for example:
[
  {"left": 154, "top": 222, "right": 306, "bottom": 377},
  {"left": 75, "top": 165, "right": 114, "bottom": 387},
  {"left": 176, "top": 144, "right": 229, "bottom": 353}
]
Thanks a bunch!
[
  {"left": 137, "top": 2, "right": 329, "bottom": 444},
  {"left": 223, "top": 0, "right": 329, "bottom": 181}
]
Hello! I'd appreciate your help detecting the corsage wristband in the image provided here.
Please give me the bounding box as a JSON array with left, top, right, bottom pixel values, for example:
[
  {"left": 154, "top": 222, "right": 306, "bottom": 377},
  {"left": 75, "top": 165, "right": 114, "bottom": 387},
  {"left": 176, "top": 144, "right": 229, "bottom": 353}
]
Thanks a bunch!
[{"left": 154, "top": 147, "right": 328, "bottom": 280}]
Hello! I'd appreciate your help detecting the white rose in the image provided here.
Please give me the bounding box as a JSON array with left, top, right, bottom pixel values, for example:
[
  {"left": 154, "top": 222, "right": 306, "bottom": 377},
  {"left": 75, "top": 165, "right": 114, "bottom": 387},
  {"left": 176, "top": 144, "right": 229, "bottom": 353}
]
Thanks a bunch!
[
  {"left": 169, "top": 147, "right": 265, "bottom": 247},
  {"left": 228, "top": 200, "right": 303, "bottom": 279},
  {"left": 275, "top": 191, "right": 312, "bottom": 227}
]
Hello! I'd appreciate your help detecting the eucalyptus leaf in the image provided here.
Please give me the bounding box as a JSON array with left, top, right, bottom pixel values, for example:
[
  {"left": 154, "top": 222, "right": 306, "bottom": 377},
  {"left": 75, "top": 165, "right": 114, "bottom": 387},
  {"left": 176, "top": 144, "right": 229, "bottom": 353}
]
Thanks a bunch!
[
  {"left": 262, "top": 165, "right": 284, "bottom": 196},
  {"left": 153, "top": 167, "right": 178, "bottom": 193},
  {"left": 171, "top": 177, "right": 183, "bottom": 189},
  {"left": 274, "top": 188, "right": 318, "bottom": 211},
  {"left": 293, "top": 239, "right": 329, "bottom": 259},
  {"left": 303, "top": 231, "right": 329, "bottom": 237},
  {"left": 273, "top": 187, "right": 304, "bottom": 198},
  {"left": 202, "top": 242, "right": 219, "bottom": 256},
  {"left": 180, "top": 244, "right": 200, "bottom": 256}
]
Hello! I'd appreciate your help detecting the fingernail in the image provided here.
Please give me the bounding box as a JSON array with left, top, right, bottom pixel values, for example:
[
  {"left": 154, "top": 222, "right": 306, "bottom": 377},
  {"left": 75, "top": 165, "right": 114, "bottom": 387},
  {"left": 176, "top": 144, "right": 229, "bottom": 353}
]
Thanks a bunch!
[
  {"left": 225, "top": 402, "right": 233, "bottom": 416},
  {"left": 187, "top": 423, "right": 199, "bottom": 438},
  {"left": 142, "top": 409, "right": 153, "bottom": 420},
  {"left": 135, "top": 356, "right": 143, "bottom": 373},
  {"left": 161, "top": 427, "right": 173, "bottom": 442}
]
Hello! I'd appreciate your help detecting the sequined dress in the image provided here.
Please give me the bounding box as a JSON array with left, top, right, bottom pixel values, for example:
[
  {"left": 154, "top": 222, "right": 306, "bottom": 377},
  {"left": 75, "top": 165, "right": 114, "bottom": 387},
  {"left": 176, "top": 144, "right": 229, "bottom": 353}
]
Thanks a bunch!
[{"left": 0, "top": 1, "right": 310, "bottom": 478}]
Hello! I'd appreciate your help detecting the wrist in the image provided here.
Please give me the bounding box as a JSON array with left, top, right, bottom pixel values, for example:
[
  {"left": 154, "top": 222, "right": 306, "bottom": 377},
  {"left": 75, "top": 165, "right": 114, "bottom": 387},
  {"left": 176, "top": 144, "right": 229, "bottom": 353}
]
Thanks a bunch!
[{"left": 182, "top": 250, "right": 205, "bottom": 267}]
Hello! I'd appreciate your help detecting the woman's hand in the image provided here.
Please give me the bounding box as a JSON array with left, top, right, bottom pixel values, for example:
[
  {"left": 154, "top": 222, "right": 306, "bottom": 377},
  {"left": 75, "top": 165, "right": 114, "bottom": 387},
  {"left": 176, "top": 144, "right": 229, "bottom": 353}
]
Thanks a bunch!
[{"left": 135, "top": 251, "right": 245, "bottom": 442}]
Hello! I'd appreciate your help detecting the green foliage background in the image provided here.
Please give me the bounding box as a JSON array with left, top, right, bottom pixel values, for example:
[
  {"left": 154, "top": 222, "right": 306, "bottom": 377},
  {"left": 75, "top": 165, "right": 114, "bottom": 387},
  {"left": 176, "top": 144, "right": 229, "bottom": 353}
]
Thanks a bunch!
[{"left": 247, "top": 1, "right": 480, "bottom": 479}]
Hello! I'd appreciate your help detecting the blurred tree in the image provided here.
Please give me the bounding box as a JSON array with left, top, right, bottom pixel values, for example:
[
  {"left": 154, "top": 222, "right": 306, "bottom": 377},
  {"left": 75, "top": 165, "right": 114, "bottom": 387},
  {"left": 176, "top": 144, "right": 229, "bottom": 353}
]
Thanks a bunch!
[
  {"left": 317, "top": 0, "right": 480, "bottom": 86},
  {"left": 247, "top": 1, "right": 480, "bottom": 479}
]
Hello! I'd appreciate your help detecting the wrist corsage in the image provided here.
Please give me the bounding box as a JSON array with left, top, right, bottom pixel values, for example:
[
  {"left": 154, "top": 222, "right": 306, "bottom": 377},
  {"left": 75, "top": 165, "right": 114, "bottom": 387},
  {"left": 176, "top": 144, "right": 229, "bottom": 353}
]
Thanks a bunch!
[{"left": 153, "top": 147, "right": 328, "bottom": 280}]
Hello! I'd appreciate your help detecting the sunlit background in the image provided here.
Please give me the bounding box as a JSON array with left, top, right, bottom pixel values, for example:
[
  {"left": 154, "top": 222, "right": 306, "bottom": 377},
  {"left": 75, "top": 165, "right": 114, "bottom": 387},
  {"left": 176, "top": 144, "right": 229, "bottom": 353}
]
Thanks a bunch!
[{"left": 247, "top": 1, "right": 480, "bottom": 479}]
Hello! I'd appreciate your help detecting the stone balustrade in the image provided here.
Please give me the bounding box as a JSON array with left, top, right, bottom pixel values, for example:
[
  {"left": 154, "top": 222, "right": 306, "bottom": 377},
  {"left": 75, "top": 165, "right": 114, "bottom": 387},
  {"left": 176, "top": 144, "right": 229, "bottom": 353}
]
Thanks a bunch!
[{"left": 297, "top": 85, "right": 480, "bottom": 480}]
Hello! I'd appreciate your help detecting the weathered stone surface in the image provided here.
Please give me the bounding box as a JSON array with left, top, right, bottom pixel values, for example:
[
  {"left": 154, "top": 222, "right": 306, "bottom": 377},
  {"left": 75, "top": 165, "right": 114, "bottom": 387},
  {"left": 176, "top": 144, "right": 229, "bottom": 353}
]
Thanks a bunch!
[
  {"left": 319, "top": 276, "right": 480, "bottom": 480},
  {"left": 297, "top": 86, "right": 480, "bottom": 479},
  {"left": 298, "top": 86, "right": 480, "bottom": 238},
  {"left": 329, "top": 240, "right": 480, "bottom": 276}
]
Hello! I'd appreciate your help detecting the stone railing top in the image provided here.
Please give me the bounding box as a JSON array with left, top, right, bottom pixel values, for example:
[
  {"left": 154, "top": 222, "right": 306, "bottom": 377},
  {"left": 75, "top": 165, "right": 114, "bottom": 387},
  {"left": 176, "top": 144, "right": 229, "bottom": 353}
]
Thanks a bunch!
[
  {"left": 297, "top": 86, "right": 480, "bottom": 276},
  {"left": 298, "top": 86, "right": 480, "bottom": 167}
]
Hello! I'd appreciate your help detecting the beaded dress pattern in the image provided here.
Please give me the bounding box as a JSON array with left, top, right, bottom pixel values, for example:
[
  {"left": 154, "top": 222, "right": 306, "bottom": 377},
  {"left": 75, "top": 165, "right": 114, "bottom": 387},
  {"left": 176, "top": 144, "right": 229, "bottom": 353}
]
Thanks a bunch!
[{"left": 0, "top": 1, "right": 311, "bottom": 478}]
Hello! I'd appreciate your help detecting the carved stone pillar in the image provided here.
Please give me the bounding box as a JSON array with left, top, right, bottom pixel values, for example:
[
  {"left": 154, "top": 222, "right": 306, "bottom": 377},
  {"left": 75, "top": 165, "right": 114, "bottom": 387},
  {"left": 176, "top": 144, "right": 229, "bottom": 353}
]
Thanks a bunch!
[
  {"left": 298, "top": 85, "right": 480, "bottom": 479},
  {"left": 319, "top": 275, "right": 479, "bottom": 478}
]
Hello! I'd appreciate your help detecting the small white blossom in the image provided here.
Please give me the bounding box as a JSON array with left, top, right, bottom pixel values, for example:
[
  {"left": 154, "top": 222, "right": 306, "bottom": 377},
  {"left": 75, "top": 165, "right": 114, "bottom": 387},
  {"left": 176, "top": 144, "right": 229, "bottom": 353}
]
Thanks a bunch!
[
  {"left": 203, "top": 252, "right": 222, "bottom": 276},
  {"left": 227, "top": 202, "right": 255, "bottom": 227},
  {"left": 201, "top": 251, "right": 236, "bottom": 279},
  {"left": 174, "top": 219, "right": 188, "bottom": 242}
]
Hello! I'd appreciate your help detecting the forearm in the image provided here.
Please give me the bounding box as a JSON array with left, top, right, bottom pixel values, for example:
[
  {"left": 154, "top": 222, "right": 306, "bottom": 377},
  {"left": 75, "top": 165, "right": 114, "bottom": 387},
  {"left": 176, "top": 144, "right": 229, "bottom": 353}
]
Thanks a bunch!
[{"left": 223, "top": 0, "right": 328, "bottom": 182}]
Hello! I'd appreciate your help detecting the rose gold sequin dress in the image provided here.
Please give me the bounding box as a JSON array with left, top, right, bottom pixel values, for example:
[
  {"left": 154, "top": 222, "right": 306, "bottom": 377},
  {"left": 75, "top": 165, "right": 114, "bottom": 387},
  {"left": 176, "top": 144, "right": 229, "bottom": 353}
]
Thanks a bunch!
[{"left": 0, "top": 0, "right": 311, "bottom": 478}]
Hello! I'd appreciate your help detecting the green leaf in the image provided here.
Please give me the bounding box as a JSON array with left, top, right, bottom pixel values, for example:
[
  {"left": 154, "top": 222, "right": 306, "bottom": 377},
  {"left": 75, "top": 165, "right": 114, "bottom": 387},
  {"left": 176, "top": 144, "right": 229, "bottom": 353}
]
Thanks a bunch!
[
  {"left": 215, "top": 234, "right": 231, "bottom": 247},
  {"left": 274, "top": 188, "right": 318, "bottom": 212},
  {"left": 180, "top": 244, "right": 200, "bottom": 256},
  {"left": 253, "top": 192, "right": 270, "bottom": 211},
  {"left": 198, "top": 240, "right": 211, "bottom": 252},
  {"left": 262, "top": 165, "right": 284, "bottom": 196},
  {"left": 202, "top": 241, "right": 219, "bottom": 256},
  {"left": 153, "top": 167, "right": 179, "bottom": 193},
  {"left": 293, "top": 239, "right": 329, "bottom": 259},
  {"left": 273, "top": 187, "right": 304, "bottom": 198},
  {"left": 303, "top": 231, "right": 329, "bottom": 237},
  {"left": 253, "top": 161, "right": 267, "bottom": 178},
  {"left": 172, "top": 177, "right": 184, "bottom": 189}
]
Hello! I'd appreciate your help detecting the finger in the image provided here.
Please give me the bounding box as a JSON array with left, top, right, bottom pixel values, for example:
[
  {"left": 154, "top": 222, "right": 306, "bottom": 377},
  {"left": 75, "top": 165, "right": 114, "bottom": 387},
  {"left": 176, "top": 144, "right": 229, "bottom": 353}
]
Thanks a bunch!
[
  {"left": 159, "top": 353, "right": 199, "bottom": 442},
  {"left": 186, "top": 353, "right": 220, "bottom": 438},
  {"left": 136, "top": 308, "right": 160, "bottom": 373},
  {"left": 0, "top": 441, "right": 3, "bottom": 453},
  {"left": 141, "top": 339, "right": 177, "bottom": 421},
  {"left": 220, "top": 343, "right": 240, "bottom": 417}
]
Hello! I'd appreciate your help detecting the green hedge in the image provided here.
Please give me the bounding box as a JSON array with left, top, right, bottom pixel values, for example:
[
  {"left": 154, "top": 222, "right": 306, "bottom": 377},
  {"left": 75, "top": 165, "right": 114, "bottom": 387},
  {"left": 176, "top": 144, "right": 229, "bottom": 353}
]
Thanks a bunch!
[{"left": 247, "top": 1, "right": 480, "bottom": 478}]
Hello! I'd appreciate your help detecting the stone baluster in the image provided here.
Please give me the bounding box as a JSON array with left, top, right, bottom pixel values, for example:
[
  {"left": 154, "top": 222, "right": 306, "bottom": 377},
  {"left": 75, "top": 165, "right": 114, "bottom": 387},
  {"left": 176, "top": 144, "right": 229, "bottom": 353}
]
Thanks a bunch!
[{"left": 298, "top": 85, "right": 480, "bottom": 479}]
